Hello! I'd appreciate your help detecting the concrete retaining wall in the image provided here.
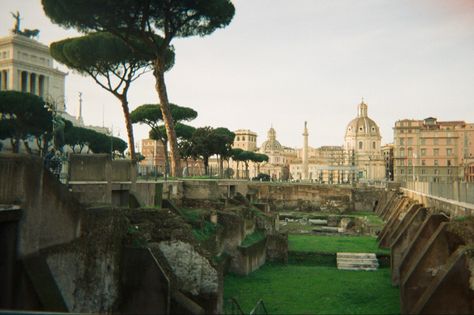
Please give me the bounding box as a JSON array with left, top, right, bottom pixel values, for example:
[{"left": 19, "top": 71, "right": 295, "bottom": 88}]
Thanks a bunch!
[
  {"left": 68, "top": 154, "right": 136, "bottom": 206},
  {"left": 375, "top": 189, "right": 474, "bottom": 314},
  {"left": 0, "top": 153, "right": 82, "bottom": 257}
]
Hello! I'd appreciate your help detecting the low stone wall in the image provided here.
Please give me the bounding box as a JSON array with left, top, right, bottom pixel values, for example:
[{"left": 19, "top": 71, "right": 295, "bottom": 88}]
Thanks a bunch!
[
  {"left": 182, "top": 180, "right": 248, "bottom": 202},
  {"left": 230, "top": 238, "right": 267, "bottom": 275},
  {"left": 248, "top": 183, "right": 353, "bottom": 212}
]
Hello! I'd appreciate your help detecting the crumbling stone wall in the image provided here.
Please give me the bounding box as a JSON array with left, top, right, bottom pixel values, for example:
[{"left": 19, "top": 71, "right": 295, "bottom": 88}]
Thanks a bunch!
[
  {"left": 44, "top": 209, "right": 127, "bottom": 313},
  {"left": 266, "top": 232, "right": 288, "bottom": 263},
  {"left": 230, "top": 238, "right": 267, "bottom": 275},
  {"left": 249, "top": 183, "right": 354, "bottom": 212}
]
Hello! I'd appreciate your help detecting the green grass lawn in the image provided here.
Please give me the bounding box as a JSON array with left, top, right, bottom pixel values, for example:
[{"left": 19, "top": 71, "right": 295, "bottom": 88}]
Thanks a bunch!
[
  {"left": 289, "top": 235, "right": 389, "bottom": 255},
  {"left": 224, "top": 263, "right": 399, "bottom": 314}
]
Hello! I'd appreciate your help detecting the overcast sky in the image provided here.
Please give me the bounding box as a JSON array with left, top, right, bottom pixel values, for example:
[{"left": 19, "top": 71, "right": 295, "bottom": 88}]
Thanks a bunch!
[{"left": 2, "top": 0, "right": 473, "bottom": 150}]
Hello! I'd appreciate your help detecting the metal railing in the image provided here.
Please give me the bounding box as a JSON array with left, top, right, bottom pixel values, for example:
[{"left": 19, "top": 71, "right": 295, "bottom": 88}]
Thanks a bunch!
[
  {"left": 250, "top": 300, "right": 268, "bottom": 315},
  {"left": 224, "top": 298, "right": 268, "bottom": 315},
  {"left": 224, "top": 298, "right": 245, "bottom": 315}
]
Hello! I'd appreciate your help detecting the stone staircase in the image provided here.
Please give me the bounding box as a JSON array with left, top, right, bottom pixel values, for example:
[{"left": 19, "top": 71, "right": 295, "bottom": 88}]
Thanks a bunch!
[{"left": 336, "top": 252, "right": 379, "bottom": 271}]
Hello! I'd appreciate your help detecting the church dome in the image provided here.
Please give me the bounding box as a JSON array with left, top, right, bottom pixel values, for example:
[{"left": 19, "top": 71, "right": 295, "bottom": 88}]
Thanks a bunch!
[
  {"left": 344, "top": 101, "right": 381, "bottom": 138},
  {"left": 260, "top": 127, "right": 283, "bottom": 152}
]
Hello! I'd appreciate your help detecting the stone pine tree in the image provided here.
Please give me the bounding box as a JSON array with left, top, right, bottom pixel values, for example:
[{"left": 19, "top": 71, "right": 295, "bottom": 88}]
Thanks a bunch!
[
  {"left": 42, "top": 0, "right": 235, "bottom": 176},
  {"left": 131, "top": 103, "right": 197, "bottom": 175},
  {"left": 50, "top": 32, "right": 174, "bottom": 160},
  {"left": 212, "top": 127, "right": 235, "bottom": 177},
  {"left": 0, "top": 91, "right": 52, "bottom": 153}
]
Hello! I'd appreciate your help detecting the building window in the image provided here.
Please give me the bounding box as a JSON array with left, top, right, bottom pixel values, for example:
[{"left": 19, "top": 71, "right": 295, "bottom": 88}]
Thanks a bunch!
[
  {"left": 400, "top": 148, "right": 405, "bottom": 157},
  {"left": 433, "top": 138, "right": 438, "bottom": 145},
  {"left": 434, "top": 160, "right": 439, "bottom": 166},
  {"left": 236, "top": 136, "right": 240, "bottom": 141},
  {"left": 408, "top": 160, "right": 412, "bottom": 166},
  {"left": 421, "top": 148, "right": 426, "bottom": 156},
  {"left": 401, "top": 169, "right": 404, "bottom": 174},
  {"left": 359, "top": 141, "right": 363, "bottom": 149},
  {"left": 242, "top": 136, "right": 245, "bottom": 141},
  {"left": 421, "top": 169, "right": 425, "bottom": 174},
  {"left": 447, "top": 138, "right": 452, "bottom": 145},
  {"left": 447, "top": 160, "right": 451, "bottom": 166},
  {"left": 372, "top": 142, "right": 376, "bottom": 149},
  {"left": 421, "top": 160, "right": 426, "bottom": 166},
  {"left": 408, "top": 148, "right": 412, "bottom": 157},
  {"left": 433, "top": 148, "right": 439, "bottom": 156},
  {"left": 400, "top": 138, "right": 404, "bottom": 145},
  {"left": 421, "top": 138, "right": 426, "bottom": 145},
  {"left": 408, "top": 138, "right": 413, "bottom": 145},
  {"left": 447, "top": 148, "right": 452, "bottom": 156}
]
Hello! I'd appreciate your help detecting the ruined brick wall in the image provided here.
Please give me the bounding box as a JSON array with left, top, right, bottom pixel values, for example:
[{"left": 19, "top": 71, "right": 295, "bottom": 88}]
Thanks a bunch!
[
  {"left": 230, "top": 238, "right": 267, "bottom": 275},
  {"left": 266, "top": 232, "right": 288, "bottom": 263},
  {"left": 249, "top": 183, "right": 353, "bottom": 212}
]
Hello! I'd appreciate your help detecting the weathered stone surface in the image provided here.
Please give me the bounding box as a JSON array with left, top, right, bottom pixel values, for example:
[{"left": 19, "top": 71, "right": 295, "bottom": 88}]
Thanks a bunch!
[
  {"left": 337, "top": 252, "right": 379, "bottom": 271},
  {"left": 266, "top": 232, "right": 288, "bottom": 263},
  {"left": 159, "top": 240, "right": 218, "bottom": 296},
  {"left": 45, "top": 209, "right": 127, "bottom": 313},
  {"left": 230, "top": 237, "right": 267, "bottom": 275}
]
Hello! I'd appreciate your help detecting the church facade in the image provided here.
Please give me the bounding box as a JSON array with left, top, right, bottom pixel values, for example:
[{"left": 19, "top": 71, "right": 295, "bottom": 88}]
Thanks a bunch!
[
  {"left": 231, "top": 100, "right": 386, "bottom": 182},
  {"left": 343, "top": 101, "right": 386, "bottom": 181}
]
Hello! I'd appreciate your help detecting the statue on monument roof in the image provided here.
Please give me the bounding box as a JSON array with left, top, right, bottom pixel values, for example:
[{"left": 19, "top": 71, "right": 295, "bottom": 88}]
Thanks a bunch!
[
  {"left": 10, "top": 11, "right": 40, "bottom": 39},
  {"left": 11, "top": 11, "right": 21, "bottom": 34}
]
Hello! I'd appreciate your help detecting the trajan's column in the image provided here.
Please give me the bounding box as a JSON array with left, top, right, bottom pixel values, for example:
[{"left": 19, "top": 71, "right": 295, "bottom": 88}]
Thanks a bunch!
[{"left": 302, "top": 121, "right": 309, "bottom": 180}]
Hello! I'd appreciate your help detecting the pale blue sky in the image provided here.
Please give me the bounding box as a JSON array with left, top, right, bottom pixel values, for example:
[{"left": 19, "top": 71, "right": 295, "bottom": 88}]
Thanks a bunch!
[{"left": 1, "top": 0, "right": 473, "bottom": 149}]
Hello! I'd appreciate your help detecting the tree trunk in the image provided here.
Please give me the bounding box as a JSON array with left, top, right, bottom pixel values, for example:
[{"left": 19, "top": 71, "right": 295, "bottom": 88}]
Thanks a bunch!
[
  {"left": 219, "top": 155, "right": 224, "bottom": 178},
  {"left": 161, "top": 139, "right": 169, "bottom": 176},
  {"left": 23, "top": 140, "right": 32, "bottom": 154},
  {"left": 119, "top": 96, "right": 136, "bottom": 160},
  {"left": 153, "top": 58, "right": 180, "bottom": 177},
  {"left": 204, "top": 156, "right": 209, "bottom": 175},
  {"left": 245, "top": 162, "right": 249, "bottom": 179},
  {"left": 11, "top": 138, "right": 19, "bottom": 153}
]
